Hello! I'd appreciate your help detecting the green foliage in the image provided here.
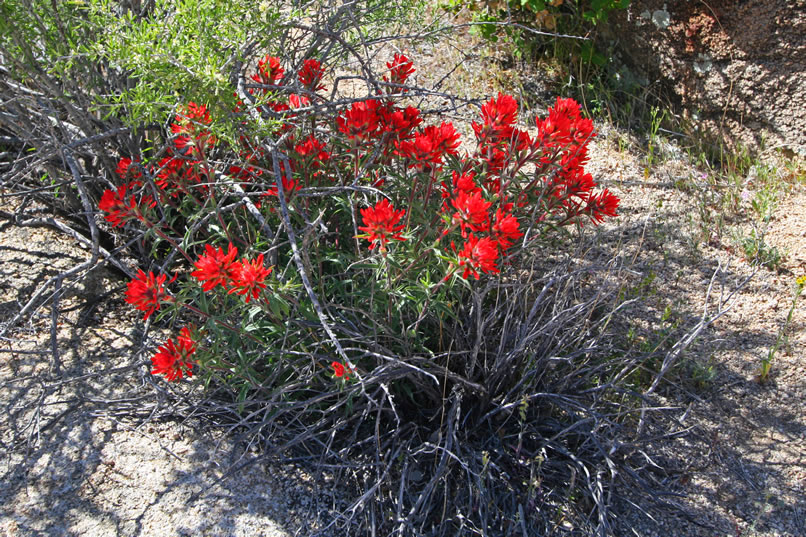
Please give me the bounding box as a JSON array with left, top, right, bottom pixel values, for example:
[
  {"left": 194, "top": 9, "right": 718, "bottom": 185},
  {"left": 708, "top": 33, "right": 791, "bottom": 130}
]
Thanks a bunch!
[
  {"left": 81, "top": 0, "right": 282, "bottom": 130},
  {"left": 757, "top": 276, "right": 805, "bottom": 383},
  {"left": 732, "top": 227, "right": 783, "bottom": 270}
]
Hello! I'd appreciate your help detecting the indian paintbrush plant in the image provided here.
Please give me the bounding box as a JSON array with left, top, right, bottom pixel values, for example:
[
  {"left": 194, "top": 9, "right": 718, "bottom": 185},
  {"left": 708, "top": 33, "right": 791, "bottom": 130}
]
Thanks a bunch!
[
  {"left": 97, "top": 50, "right": 629, "bottom": 535},
  {"left": 102, "top": 56, "right": 618, "bottom": 387}
]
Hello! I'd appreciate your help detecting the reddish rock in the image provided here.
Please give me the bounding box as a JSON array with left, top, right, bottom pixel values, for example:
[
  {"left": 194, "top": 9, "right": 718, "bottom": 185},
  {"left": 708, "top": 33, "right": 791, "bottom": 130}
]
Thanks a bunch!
[{"left": 607, "top": 0, "right": 805, "bottom": 155}]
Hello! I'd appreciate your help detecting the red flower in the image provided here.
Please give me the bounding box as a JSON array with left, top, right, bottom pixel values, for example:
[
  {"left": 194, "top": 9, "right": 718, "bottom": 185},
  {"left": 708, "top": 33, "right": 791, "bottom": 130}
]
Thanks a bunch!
[
  {"left": 472, "top": 93, "right": 518, "bottom": 144},
  {"left": 289, "top": 93, "right": 310, "bottom": 109},
  {"left": 191, "top": 243, "right": 238, "bottom": 292},
  {"left": 294, "top": 134, "right": 330, "bottom": 164},
  {"left": 562, "top": 168, "right": 596, "bottom": 198},
  {"left": 265, "top": 173, "right": 302, "bottom": 198},
  {"left": 492, "top": 209, "right": 523, "bottom": 249},
  {"left": 151, "top": 326, "right": 196, "bottom": 381},
  {"left": 583, "top": 189, "right": 620, "bottom": 225},
  {"left": 98, "top": 182, "right": 155, "bottom": 228},
  {"left": 358, "top": 198, "right": 406, "bottom": 252},
  {"left": 534, "top": 97, "right": 594, "bottom": 149},
  {"left": 228, "top": 254, "right": 272, "bottom": 303},
  {"left": 171, "top": 102, "right": 212, "bottom": 135},
  {"left": 125, "top": 270, "right": 169, "bottom": 320},
  {"left": 298, "top": 59, "right": 326, "bottom": 91},
  {"left": 154, "top": 156, "right": 184, "bottom": 193},
  {"left": 379, "top": 105, "right": 422, "bottom": 140},
  {"left": 450, "top": 190, "right": 492, "bottom": 237},
  {"left": 251, "top": 55, "right": 284, "bottom": 88},
  {"left": 441, "top": 170, "right": 481, "bottom": 201},
  {"left": 456, "top": 235, "right": 500, "bottom": 280},
  {"left": 171, "top": 102, "right": 215, "bottom": 154},
  {"left": 331, "top": 361, "right": 351, "bottom": 380},
  {"left": 385, "top": 53, "right": 415, "bottom": 86},
  {"left": 453, "top": 170, "right": 480, "bottom": 193},
  {"left": 395, "top": 122, "right": 461, "bottom": 169},
  {"left": 116, "top": 158, "right": 143, "bottom": 180},
  {"left": 337, "top": 100, "right": 382, "bottom": 142}
]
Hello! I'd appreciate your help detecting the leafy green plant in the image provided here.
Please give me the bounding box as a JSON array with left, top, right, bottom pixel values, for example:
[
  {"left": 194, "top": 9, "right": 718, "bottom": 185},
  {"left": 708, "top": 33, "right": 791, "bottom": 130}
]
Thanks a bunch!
[
  {"left": 732, "top": 227, "right": 783, "bottom": 270},
  {"left": 757, "top": 275, "right": 805, "bottom": 383},
  {"left": 645, "top": 105, "right": 666, "bottom": 174},
  {"left": 86, "top": 35, "right": 634, "bottom": 530}
]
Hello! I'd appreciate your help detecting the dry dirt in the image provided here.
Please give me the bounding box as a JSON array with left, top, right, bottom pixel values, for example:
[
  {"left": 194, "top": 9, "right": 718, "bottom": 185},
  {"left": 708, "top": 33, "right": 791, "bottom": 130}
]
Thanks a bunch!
[
  {"left": 585, "top": 135, "right": 806, "bottom": 537},
  {"left": 0, "top": 220, "right": 347, "bottom": 537},
  {"left": 607, "top": 0, "right": 806, "bottom": 155}
]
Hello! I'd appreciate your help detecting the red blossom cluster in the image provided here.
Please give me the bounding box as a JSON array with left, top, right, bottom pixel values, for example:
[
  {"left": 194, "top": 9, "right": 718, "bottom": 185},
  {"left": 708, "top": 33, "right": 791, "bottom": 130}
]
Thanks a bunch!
[
  {"left": 384, "top": 53, "right": 415, "bottom": 89},
  {"left": 101, "top": 53, "right": 621, "bottom": 384},
  {"left": 432, "top": 93, "right": 619, "bottom": 280},
  {"left": 331, "top": 361, "right": 353, "bottom": 380},
  {"left": 298, "top": 59, "right": 326, "bottom": 91},
  {"left": 151, "top": 326, "right": 196, "bottom": 381},
  {"left": 124, "top": 269, "right": 171, "bottom": 320},
  {"left": 191, "top": 243, "right": 273, "bottom": 304},
  {"left": 98, "top": 182, "right": 154, "bottom": 228},
  {"left": 171, "top": 102, "right": 216, "bottom": 156},
  {"left": 251, "top": 55, "right": 284, "bottom": 88},
  {"left": 99, "top": 102, "right": 217, "bottom": 228},
  {"left": 358, "top": 198, "right": 406, "bottom": 252}
]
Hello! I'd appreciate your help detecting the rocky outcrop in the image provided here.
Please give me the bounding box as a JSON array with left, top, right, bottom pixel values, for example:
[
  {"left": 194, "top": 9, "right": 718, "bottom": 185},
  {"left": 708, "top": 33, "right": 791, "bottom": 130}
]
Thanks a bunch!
[{"left": 607, "top": 0, "right": 806, "bottom": 155}]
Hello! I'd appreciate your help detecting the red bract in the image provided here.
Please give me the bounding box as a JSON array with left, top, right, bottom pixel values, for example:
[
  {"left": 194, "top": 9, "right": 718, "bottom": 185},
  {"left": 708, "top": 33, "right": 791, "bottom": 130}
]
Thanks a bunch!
[
  {"left": 583, "top": 188, "right": 620, "bottom": 225},
  {"left": 441, "top": 170, "right": 479, "bottom": 201},
  {"left": 492, "top": 209, "right": 523, "bottom": 249},
  {"left": 453, "top": 170, "right": 481, "bottom": 194},
  {"left": 151, "top": 326, "right": 196, "bottom": 381},
  {"left": 266, "top": 174, "right": 302, "bottom": 198},
  {"left": 154, "top": 156, "right": 184, "bottom": 191},
  {"left": 298, "top": 59, "right": 326, "bottom": 91},
  {"left": 535, "top": 97, "right": 593, "bottom": 149},
  {"left": 252, "top": 55, "right": 284, "bottom": 87},
  {"left": 457, "top": 235, "right": 500, "bottom": 280},
  {"left": 396, "top": 122, "right": 460, "bottom": 169},
  {"left": 171, "top": 102, "right": 215, "bottom": 155},
  {"left": 294, "top": 135, "right": 330, "bottom": 166},
  {"left": 191, "top": 243, "right": 238, "bottom": 292},
  {"left": 358, "top": 198, "right": 406, "bottom": 252},
  {"left": 331, "top": 361, "right": 351, "bottom": 380},
  {"left": 116, "top": 158, "right": 143, "bottom": 180},
  {"left": 472, "top": 93, "right": 518, "bottom": 143},
  {"left": 98, "top": 182, "right": 154, "bottom": 228},
  {"left": 125, "top": 270, "right": 169, "bottom": 320},
  {"left": 337, "top": 100, "right": 382, "bottom": 142},
  {"left": 171, "top": 102, "right": 212, "bottom": 135},
  {"left": 289, "top": 93, "right": 310, "bottom": 109},
  {"left": 228, "top": 254, "right": 272, "bottom": 303},
  {"left": 450, "top": 190, "right": 492, "bottom": 237},
  {"left": 380, "top": 105, "right": 422, "bottom": 140},
  {"left": 385, "top": 53, "right": 415, "bottom": 86},
  {"left": 562, "top": 168, "right": 596, "bottom": 198}
]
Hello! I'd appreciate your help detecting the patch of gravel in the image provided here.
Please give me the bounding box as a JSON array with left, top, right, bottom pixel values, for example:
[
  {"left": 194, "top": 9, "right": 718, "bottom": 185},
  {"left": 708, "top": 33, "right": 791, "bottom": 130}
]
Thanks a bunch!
[
  {"left": 0, "top": 219, "right": 346, "bottom": 537},
  {"left": 585, "top": 130, "right": 806, "bottom": 537}
]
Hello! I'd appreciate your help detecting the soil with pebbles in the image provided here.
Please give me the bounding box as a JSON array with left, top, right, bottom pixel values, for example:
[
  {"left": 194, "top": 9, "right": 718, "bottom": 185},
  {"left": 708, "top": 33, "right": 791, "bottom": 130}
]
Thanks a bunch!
[
  {"left": 0, "top": 219, "right": 347, "bottom": 537},
  {"left": 586, "top": 137, "right": 806, "bottom": 537},
  {"left": 2, "top": 24, "right": 805, "bottom": 537}
]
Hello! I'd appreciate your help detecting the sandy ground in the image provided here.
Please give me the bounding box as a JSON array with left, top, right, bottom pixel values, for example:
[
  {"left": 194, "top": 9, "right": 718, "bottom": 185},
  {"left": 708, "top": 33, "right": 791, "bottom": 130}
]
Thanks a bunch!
[{"left": 0, "top": 223, "right": 346, "bottom": 537}]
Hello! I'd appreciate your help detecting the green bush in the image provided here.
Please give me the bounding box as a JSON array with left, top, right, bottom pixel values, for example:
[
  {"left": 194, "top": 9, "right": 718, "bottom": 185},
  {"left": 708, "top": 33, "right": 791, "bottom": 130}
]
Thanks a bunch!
[{"left": 1, "top": 2, "right": 680, "bottom": 535}]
